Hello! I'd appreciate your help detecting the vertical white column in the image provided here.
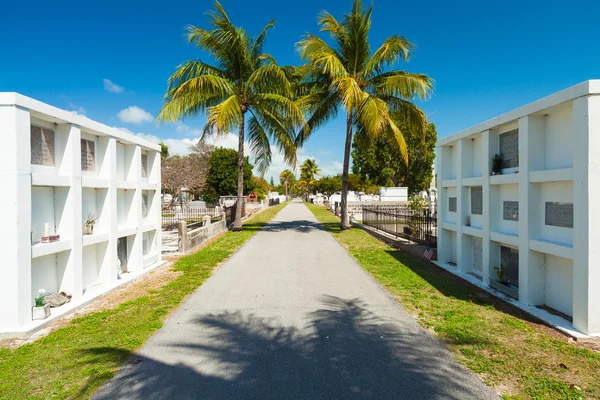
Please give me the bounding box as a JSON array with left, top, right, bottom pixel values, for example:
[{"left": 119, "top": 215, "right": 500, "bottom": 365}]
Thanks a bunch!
[
  {"left": 0, "top": 105, "right": 32, "bottom": 329},
  {"left": 130, "top": 145, "right": 143, "bottom": 271},
  {"left": 153, "top": 151, "right": 162, "bottom": 263},
  {"left": 456, "top": 140, "right": 467, "bottom": 272},
  {"left": 62, "top": 124, "right": 83, "bottom": 300},
  {"left": 517, "top": 117, "right": 531, "bottom": 303},
  {"left": 573, "top": 95, "right": 600, "bottom": 335},
  {"left": 519, "top": 116, "right": 545, "bottom": 306},
  {"left": 481, "top": 130, "right": 492, "bottom": 285},
  {"left": 104, "top": 137, "right": 118, "bottom": 285},
  {"left": 436, "top": 147, "right": 447, "bottom": 262},
  {"left": 455, "top": 139, "right": 473, "bottom": 273}
]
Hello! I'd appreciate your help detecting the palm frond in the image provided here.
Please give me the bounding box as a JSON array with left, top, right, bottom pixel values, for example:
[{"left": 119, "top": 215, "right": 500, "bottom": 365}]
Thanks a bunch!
[
  {"left": 252, "top": 107, "right": 298, "bottom": 168},
  {"left": 371, "top": 71, "right": 433, "bottom": 100},
  {"left": 387, "top": 98, "right": 428, "bottom": 137},
  {"left": 342, "top": 0, "right": 372, "bottom": 75},
  {"left": 246, "top": 64, "right": 291, "bottom": 96},
  {"left": 252, "top": 20, "right": 275, "bottom": 65},
  {"left": 158, "top": 90, "right": 226, "bottom": 123},
  {"left": 387, "top": 119, "right": 409, "bottom": 165},
  {"left": 334, "top": 77, "right": 363, "bottom": 109},
  {"left": 167, "top": 75, "right": 233, "bottom": 101},
  {"left": 363, "top": 35, "right": 414, "bottom": 78},
  {"left": 203, "top": 95, "right": 242, "bottom": 136},
  {"left": 165, "top": 60, "right": 226, "bottom": 92},
  {"left": 247, "top": 114, "right": 272, "bottom": 175},
  {"left": 296, "top": 91, "right": 339, "bottom": 147},
  {"left": 253, "top": 93, "right": 305, "bottom": 126},
  {"left": 318, "top": 11, "right": 343, "bottom": 36},
  {"left": 356, "top": 93, "right": 389, "bottom": 138}
]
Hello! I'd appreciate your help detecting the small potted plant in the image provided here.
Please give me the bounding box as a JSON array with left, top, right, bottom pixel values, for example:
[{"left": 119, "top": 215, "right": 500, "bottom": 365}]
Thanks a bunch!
[
  {"left": 492, "top": 153, "right": 504, "bottom": 175},
  {"left": 32, "top": 289, "right": 50, "bottom": 320},
  {"left": 494, "top": 266, "right": 509, "bottom": 285},
  {"left": 84, "top": 214, "right": 97, "bottom": 235}
]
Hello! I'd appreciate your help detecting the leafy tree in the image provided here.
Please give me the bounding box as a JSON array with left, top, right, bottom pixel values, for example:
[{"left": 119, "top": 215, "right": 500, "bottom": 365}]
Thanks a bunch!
[
  {"left": 352, "top": 122, "right": 437, "bottom": 194},
  {"left": 161, "top": 148, "right": 212, "bottom": 208},
  {"left": 269, "top": 176, "right": 275, "bottom": 188},
  {"left": 252, "top": 176, "right": 271, "bottom": 201},
  {"left": 157, "top": 1, "right": 303, "bottom": 230},
  {"left": 279, "top": 169, "right": 295, "bottom": 201},
  {"left": 159, "top": 142, "right": 170, "bottom": 161},
  {"left": 314, "top": 175, "right": 342, "bottom": 196},
  {"left": 296, "top": 0, "right": 433, "bottom": 228},
  {"left": 202, "top": 147, "right": 255, "bottom": 204}
]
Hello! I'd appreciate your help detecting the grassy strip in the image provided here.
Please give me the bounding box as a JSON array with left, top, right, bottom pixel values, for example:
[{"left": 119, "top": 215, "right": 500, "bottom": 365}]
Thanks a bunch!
[
  {"left": 306, "top": 203, "right": 600, "bottom": 399},
  {"left": 0, "top": 202, "right": 288, "bottom": 400}
]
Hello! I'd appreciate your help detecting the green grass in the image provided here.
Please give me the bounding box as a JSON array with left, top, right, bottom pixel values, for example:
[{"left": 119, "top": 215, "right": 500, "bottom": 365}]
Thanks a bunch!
[
  {"left": 0, "top": 202, "right": 288, "bottom": 400},
  {"left": 306, "top": 203, "right": 600, "bottom": 400}
]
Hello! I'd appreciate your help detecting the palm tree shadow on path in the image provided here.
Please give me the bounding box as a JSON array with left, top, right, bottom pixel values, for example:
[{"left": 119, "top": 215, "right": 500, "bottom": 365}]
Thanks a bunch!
[{"left": 90, "top": 296, "right": 495, "bottom": 399}]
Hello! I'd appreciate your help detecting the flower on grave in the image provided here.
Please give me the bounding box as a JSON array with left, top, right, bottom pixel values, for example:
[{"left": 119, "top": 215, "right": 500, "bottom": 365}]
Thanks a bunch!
[{"left": 35, "top": 289, "right": 46, "bottom": 307}]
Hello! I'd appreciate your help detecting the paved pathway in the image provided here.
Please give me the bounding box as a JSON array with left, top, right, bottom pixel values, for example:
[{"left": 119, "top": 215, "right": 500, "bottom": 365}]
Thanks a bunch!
[{"left": 95, "top": 200, "right": 497, "bottom": 399}]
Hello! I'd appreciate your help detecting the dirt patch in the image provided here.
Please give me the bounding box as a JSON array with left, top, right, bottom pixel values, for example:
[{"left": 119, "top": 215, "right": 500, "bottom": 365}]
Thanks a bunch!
[{"left": 0, "top": 259, "right": 182, "bottom": 350}]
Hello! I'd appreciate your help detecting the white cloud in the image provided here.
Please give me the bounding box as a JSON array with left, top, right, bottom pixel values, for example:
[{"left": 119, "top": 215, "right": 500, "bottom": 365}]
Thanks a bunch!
[
  {"left": 117, "top": 106, "right": 154, "bottom": 125},
  {"left": 103, "top": 78, "right": 124, "bottom": 93},
  {"left": 67, "top": 102, "right": 86, "bottom": 116}
]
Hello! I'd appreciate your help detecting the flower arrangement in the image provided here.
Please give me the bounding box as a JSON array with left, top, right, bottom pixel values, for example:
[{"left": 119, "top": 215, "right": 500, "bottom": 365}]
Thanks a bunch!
[
  {"left": 492, "top": 153, "right": 504, "bottom": 175},
  {"left": 35, "top": 289, "right": 46, "bottom": 307},
  {"left": 494, "top": 266, "right": 509, "bottom": 285},
  {"left": 84, "top": 214, "right": 97, "bottom": 235}
]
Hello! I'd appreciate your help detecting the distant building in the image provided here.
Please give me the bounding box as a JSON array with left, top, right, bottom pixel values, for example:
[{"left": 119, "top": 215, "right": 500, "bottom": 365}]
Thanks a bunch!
[{"left": 379, "top": 187, "right": 408, "bottom": 202}]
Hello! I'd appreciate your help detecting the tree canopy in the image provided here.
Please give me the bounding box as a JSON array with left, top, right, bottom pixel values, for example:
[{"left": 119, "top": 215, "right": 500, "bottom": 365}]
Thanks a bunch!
[
  {"left": 161, "top": 142, "right": 213, "bottom": 203},
  {"left": 352, "top": 122, "right": 437, "bottom": 194},
  {"left": 157, "top": 0, "right": 303, "bottom": 230},
  {"left": 202, "top": 147, "right": 255, "bottom": 204},
  {"left": 295, "top": 0, "right": 433, "bottom": 228}
]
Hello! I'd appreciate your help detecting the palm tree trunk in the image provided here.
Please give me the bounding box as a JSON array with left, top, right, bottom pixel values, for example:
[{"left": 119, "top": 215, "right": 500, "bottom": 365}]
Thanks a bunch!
[
  {"left": 285, "top": 181, "right": 288, "bottom": 201},
  {"left": 233, "top": 116, "right": 245, "bottom": 231},
  {"left": 341, "top": 112, "right": 352, "bottom": 229}
]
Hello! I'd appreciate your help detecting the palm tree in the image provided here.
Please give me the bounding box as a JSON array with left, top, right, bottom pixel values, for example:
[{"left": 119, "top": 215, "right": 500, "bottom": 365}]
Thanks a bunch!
[
  {"left": 293, "top": 179, "right": 309, "bottom": 200},
  {"left": 300, "top": 159, "right": 321, "bottom": 200},
  {"left": 296, "top": 0, "right": 433, "bottom": 229},
  {"left": 157, "top": 1, "right": 303, "bottom": 231},
  {"left": 280, "top": 169, "right": 295, "bottom": 201}
]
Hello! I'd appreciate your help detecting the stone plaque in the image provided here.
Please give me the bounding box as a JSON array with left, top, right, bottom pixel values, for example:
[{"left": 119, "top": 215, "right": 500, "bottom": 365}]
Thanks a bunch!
[
  {"left": 471, "top": 187, "right": 483, "bottom": 215},
  {"left": 472, "top": 238, "right": 483, "bottom": 272},
  {"left": 30, "top": 125, "right": 55, "bottom": 166},
  {"left": 449, "top": 197, "right": 457, "bottom": 212},
  {"left": 503, "top": 201, "right": 519, "bottom": 221},
  {"left": 499, "top": 129, "right": 519, "bottom": 169},
  {"left": 141, "top": 154, "right": 148, "bottom": 178},
  {"left": 500, "top": 246, "right": 519, "bottom": 287},
  {"left": 81, "top": 139, "right": 96, "bottom": 171},
  {"left": 545, "top": 202, "right": 573, "bottom": 228}
]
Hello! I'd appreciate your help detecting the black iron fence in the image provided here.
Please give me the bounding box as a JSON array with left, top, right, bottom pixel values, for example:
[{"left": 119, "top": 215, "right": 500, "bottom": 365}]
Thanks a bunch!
[
  {"left": 362, "top": 206, "right": 437, "bottom": 247},
  {"left": 162, "top": 208, "right": 220, "bottom": 231},
  {"left": 268, "top": 198, "right": 280, "bottom": 207}
]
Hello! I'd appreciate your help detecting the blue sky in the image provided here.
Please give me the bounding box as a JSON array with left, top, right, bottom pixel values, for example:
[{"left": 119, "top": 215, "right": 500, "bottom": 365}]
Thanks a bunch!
[{"left": 1, "top": 0, "right": 599, "bottom": 181}]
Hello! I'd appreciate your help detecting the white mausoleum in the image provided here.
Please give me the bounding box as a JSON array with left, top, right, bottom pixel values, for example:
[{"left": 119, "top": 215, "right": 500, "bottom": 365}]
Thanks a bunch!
[
  {"left": 436, "top": 81, "right": 600, "bottom": 336},
  {"left": 0, "top": 93, "right": 162, "bottom": 334}
]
